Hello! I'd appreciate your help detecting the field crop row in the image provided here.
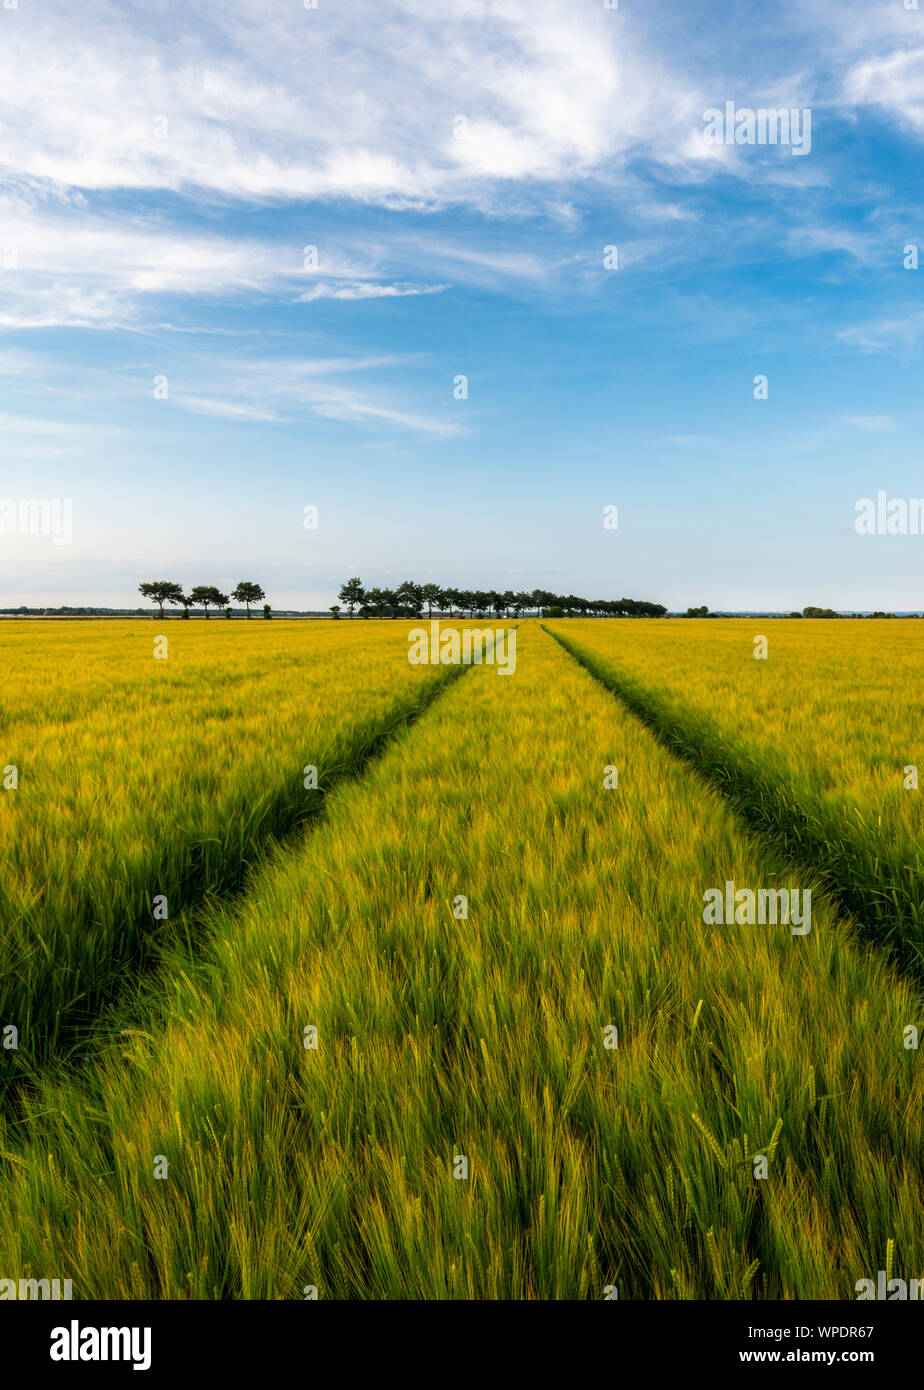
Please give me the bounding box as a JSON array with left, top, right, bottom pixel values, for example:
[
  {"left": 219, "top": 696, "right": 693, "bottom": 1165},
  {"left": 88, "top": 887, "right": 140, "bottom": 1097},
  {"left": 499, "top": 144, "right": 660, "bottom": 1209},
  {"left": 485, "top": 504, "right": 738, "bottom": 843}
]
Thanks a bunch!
[
  {"left": 0, "top": 620, "right": 464, "bottom": 1076},
  {"left": 547, "top": 619, "right": 924, "bottom": 972}
]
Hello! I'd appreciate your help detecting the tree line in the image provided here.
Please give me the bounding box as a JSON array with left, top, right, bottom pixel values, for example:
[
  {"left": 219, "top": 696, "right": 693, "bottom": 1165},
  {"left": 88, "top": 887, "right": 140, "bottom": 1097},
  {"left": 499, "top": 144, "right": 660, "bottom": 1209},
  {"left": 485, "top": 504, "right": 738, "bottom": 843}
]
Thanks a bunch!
[
  {"left": 334, "top": 578, "right": 666, "bottom": 619},
  {"left": 683, "top": 605, "right": 913, "bottom": 619},
  {"left": 139, "top": 581, "right": 268, "bottom": 618}
]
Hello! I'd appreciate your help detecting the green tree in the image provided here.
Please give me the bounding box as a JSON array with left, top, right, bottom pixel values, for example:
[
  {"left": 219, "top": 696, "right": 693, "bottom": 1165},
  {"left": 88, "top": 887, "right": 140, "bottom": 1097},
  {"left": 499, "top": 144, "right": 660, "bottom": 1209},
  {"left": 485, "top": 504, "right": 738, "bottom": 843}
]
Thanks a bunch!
[
  {"left": 395, "top": 580, "right": 423, "bottom": 616},
  {"left": 232, "top": 581, "right": 265, "bottom": 618},
  {"left": 338, "top": 577, "right": 365, "bottom": 618},
  {"left": 364, "top": 587, "right": 396, "bottom": 617},
  {"left": 138, "top": 580, "right": 184, "bottom": 619},
  {"left": 329, "top": 604, "right": 341, "bottom": 618},
  {"left": 420, "top": 582, "right": 441, "bottom": 618},
  {"left": 189, "top": 585, "right": 228, "bottom": 619},
  {"left": 440, "top": 587, "right": 460, "bottom": 618}
]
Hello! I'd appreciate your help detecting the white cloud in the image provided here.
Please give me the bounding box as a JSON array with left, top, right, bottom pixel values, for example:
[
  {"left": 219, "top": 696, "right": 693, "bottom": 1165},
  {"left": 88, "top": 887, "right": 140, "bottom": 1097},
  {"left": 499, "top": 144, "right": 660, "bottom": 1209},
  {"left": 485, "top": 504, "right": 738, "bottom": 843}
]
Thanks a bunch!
[
  {"left": 843, "top": 48, "right": 924, "bottom": 136},
  {"left": 178, "top": 396, "right": 288, "bottom": 422},
  {"left": 838, "top": 310, "right": 924, "bottom": 353},
  {"left": 0, "top": 0, "right": 703, "bottom": 209},
  {"left": 309, "top": 389, "right": 460, "bottom": 436},
  {"left": 297, "top": 281, "right": 447, "bottom": 302},
  {"left": 168, "top": 352, "right": 457, "bottom": 437},
  {"left": 0, "top": 193, "right": 462, "bottom": 328},
  {"left": 0, "top": 0, "right": 882, "bottom": 339},
  {"left": 0, "top": 198, "right": 302, "bottom": 328},
  {"left": 841, "top": 414, "right": 898, "bottom": 431}
]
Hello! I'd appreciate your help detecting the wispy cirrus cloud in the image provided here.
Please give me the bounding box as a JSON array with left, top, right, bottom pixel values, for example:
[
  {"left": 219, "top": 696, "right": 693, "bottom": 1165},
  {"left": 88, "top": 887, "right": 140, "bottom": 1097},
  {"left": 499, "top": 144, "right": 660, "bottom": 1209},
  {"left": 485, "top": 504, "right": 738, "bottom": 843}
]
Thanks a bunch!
[
  {"left": 169, "top": 352, "right": 458, "bottom": 437},
  {"left": 297, "top": 281, "right": 448, "bottom": 303},
  {"left": 841, "top": 414, "right": 898, "bottom": 431},
  {"left": 177, "top": 395, "right": 290, "bottom": 423},
  {"left": 307, "top": 388, "right": 460, "bottom": 436},
  {"left": 837, "top": 309, "right": 924, "bottom": 354}
]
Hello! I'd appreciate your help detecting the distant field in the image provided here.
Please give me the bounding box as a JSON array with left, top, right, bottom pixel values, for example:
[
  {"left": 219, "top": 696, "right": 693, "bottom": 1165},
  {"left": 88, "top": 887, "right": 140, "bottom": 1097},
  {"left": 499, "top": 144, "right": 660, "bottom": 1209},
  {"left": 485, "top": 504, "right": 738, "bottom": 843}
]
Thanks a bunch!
[{"left": 0, "top": 618, "right": 921, "bottom": 1298}]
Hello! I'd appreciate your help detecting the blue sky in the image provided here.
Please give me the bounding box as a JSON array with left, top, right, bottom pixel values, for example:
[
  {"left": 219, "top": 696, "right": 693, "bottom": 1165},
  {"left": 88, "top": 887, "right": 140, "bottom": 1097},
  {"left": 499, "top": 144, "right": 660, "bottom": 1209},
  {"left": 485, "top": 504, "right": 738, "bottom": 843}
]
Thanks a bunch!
[{"left": 1, "top": 0, "right": 923, "bottom": 611}]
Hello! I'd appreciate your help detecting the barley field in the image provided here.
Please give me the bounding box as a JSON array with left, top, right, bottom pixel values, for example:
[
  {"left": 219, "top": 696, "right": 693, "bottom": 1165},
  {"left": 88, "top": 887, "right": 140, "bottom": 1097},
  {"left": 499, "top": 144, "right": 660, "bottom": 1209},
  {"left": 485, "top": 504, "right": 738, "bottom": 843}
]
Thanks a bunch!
[
  {"left": 0, "top": 618, "right": 921, "bottom": 1299},
  {"left": 0, "top": 620, "right": 463, "bottom": 1076},
  {"left": 548, "top": 619, "right": 924, "bottom": 972}
]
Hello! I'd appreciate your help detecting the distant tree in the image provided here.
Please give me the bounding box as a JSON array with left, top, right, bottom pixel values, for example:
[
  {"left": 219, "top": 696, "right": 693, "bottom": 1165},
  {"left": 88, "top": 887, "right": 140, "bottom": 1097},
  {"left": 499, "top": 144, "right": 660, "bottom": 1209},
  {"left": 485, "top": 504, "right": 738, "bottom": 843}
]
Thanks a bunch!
[
  {"left": 685, "top": 605, "right": 709, "bottom": 617},
  {"left": 232, "top": 581, "right": 265, "bottom": 618},
  {"left": 139, "top": 580, "right": 184, "bottom": 619},
  {"left": 546, "top": 605, "right": 564, "bottom": 618},
  {"left": 420, "top": 582, "right": 441, "bottom": 618},
  {"left": 189, "top": 585, "right": 228, "bottom": 619},
  {"left": 364, "top": 587, "right": 386, "bottom": 616},
  {"left": 363, "top": 587, "right": 398, "bottom": 617},
  {"left": 330, "top": 604, "right": 341, "bottom": 618},
  {"left": 188, "top": 585, "right": 210, "bottom": 618},
  {"left": 396, "top": 580, "right": 423, "bottom": 616},
  {"left": 335, "top": 574, "right": 667, "bottom": 625},
  {"left": 263, "top": 603, "right": 272, "bottom": 619},
  {"left": 338, "top": 577, "right": 365, "bottom": 618}
]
